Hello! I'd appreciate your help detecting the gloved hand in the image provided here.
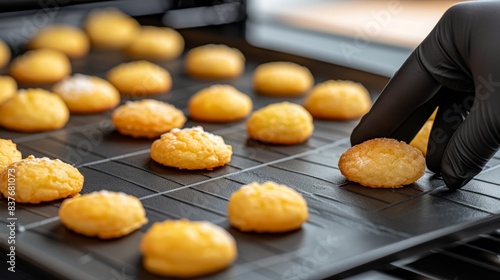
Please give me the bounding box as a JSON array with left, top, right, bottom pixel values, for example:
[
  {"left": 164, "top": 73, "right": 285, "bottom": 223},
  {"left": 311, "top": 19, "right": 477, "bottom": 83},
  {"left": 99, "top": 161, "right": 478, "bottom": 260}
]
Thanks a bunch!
[{"left": 350, "top": 1, "right": 500, "bottom": 190}]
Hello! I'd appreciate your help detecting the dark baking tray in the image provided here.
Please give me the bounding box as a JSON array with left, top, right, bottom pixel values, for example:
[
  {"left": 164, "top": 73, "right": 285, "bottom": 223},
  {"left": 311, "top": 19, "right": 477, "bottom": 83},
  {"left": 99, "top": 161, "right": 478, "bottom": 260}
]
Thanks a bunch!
[{"left": 1, "top": 24, "right": 500, "bottom": 280}]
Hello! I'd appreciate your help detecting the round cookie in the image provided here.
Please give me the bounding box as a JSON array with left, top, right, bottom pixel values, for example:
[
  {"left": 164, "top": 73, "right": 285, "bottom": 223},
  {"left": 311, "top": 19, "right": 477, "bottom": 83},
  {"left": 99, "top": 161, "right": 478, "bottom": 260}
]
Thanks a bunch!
[
  {"left": 59, "top": 191, "right": 148, "bottom": 239},
  {"left": 246, "top": 102, "right": 314, "bottom": 145},
  {"left": 253, "top": 62, "right": 313, "bottom": 96},
  {"left": 303, "top": 80, "right": 372, "bottom": 120},
  {"left": 0, "top": 39, "right": 10, "bottom": 68},
  {"left": 125, "top": 26, "right": 184, "bottom": 60},
  {"left": 0, "top": 88, "right": 69, "bottom": 132},
  {"left": 84, "top": 8, "right": 140, "bottom": 49},
  {"left": 28, "top": 24, "right": 90, "bottom": 58},
  {"left": 0, "top": 76, "right": 17, "bottom": 105},
  {"left": 140, "top": 219, "right": 237, "bottom": 278},
  {"left": 9, "top": 49, "right": 71, "bottom": 84},
  {"left": 52, "top": 74, "right": 120, "bottom": 114},
  {"left": 150, "top": 126, "right": 232, "bottom": 170},
  {"left": 0, "top": 139, "right": 22, "bottom": 174},
  {"left": 228, "top": 181, "right": 308, "bottom": 233},
  {"left": 185, "top": 44, "right": 245, "bottom": 79},
  {"left": 107, "top": 60, "right": 172, "bottom": 96},
  {"left": 112, "top": 99, "right": 186, "bottom": 138},
  {"left": 188, "top": 84, "right": 252, "bottom": 123},
  {"left": 0, "top": 155, "right": 83, "bottom": 204},
  {"left": 339, "top": 138, "right": 425, "bottom": 188}
]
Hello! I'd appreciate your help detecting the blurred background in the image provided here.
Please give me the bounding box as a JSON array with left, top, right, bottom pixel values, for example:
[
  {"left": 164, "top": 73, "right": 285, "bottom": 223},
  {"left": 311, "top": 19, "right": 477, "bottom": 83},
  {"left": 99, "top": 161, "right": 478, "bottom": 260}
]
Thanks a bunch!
[{"left": 0, "top": 0, "right": 464, "bottom": 76}]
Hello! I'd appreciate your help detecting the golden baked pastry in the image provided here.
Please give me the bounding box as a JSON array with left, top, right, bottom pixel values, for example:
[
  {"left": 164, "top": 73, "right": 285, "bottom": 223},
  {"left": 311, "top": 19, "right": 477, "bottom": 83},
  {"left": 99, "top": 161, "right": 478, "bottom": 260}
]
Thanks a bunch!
[
  {"left": 0, "top": 88, "right": 69, "bottom": 132},
  {"left": 125, "top": 26, "right": 184, "bottom": 60},
  {"left": 150, "top": 126, "right": 232, "bottom": 170},
  {"left": 185, "top": 44, "right": 245, "bottom": 79},
  {"left": 253, "top": 62, "right": 313, "bottom": 96},
  {"left": 0, "top": 139, "right": 22, "bottom": 174},
  {"left": 410, "top": 120, "right": 433, "bottom": 156},
  {"left": 228, "top": 181, "right": 308, "bottom": 233},
  {"left": 9, "top": 49, "right": 71, "bottom": 84},
  {"left": 246, "top": 102, "right": 314, "bottom": 145},
  {"left": 429, "top": 108, "right": 438, "bottom": 120},
  {"left": 339, "top": 138, "right": 425, "bottom": 188},
  {"left": 188, "top": 84, "right": 253, "bottom": 122},
  {"left": 0, "top": 39, "right": 10, "bottom": 68},
  {"left": 0, "top": 155, "right": 83, "bottom": 203},
  {"left": 0, "top": 76, "right": 17, "bottom": 105},
  {"left": 84, "top": 8, "right": 140, "bottom": 49},
  {"left": 112, "top": 99, "right": 186, "bottom": 138},
  {"left": 303, "top": 80, "right": 372, "bottom": 119},
  {"left": 140, "top": 219, "right": 237, "bottom": 278},
  {"left": 27, "top": 24, "right": 90, "bottom": 58},
  {"left": 52, "top": 74, "right": 120, "bottom": 114},
  {"left": 410, "top": 108, "right": 437, "bottom": 155},
  {"left": 107, "top": 60, "right": 172, "bottom": 96},
  {"left": 59, "top": 191, "right": 147, "bottom": 239}
]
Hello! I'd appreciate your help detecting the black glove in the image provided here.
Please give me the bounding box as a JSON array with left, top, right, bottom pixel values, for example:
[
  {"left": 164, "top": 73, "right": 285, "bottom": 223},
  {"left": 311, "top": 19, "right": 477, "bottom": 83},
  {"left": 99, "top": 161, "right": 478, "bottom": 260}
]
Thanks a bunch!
[{"left": 351, "top": 1, "right": 500, "bottom": 190}]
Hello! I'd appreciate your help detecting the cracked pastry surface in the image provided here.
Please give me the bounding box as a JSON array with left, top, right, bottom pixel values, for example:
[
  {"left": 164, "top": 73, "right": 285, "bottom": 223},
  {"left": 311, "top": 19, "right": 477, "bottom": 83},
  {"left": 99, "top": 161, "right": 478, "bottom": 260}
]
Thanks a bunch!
[
  {"left": 150, "top": 126, "right": 232, "bottom": 170},
  {"left": 0, "top": 155, "right": 83, "bottom": 203},
  {"left": 112, "top": 99, "right": 186, "bottom": 138},
  {"left": 0, "top": 139, "right": 22, "bottom": 174},
  {"left": 339, "top": 138, "right": 425, "bottom": 188}
]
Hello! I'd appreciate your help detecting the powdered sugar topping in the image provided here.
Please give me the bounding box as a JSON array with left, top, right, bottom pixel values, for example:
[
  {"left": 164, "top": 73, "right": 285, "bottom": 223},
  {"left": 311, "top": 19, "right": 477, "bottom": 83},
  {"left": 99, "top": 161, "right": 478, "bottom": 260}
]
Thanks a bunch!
[{"left": 56, "top": 74, "right": 95, "bottom": 98}]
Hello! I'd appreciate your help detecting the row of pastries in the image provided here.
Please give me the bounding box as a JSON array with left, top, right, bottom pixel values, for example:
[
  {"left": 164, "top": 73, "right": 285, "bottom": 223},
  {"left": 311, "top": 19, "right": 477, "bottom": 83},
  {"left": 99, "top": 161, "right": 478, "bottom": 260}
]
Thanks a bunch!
[
  {"left": 0, "top": 7, "right": 431, "bottom": 279},
  {"left": 0, "top": 8, "right": 321, "bottom": 278}
]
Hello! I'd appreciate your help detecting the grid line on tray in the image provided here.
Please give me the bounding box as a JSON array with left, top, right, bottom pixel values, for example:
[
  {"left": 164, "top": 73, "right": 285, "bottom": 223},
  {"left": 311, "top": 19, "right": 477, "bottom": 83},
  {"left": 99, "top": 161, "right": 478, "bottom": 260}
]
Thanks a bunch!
[
  {"left": 84, "top": 165, "right": 180, "bottom": 195},
  {"left": 153, "top": 191, "right": 228, "bottom": 216},
  {"left": 312, "top": 192, "right": 387, "bottom": 212},
  {"left": 77, "top": 149, "right": 151, "bottom": 168},
  {"left": 430, "top": 191, "right": 500, "bottom": 215},
  {"left": 19, "top": 216, "right": 61, "bottom": 232},
  {"left": 112, "top": 157, "right": 213, "bottom": 186},
  {"left": 142, "top": 204, "right": 180, "bottom": 219},
  {"left": 461, "top": 188, "right": 500, "bottom": 201},
  {"left": 138, "top": 138, "right": 350, "bottom": 201},
  {"left": 15, "top": 137, "right": 350, "bottom": 231},
  {"left": 10, "top": 121, "right": 109, "bottom": 144},
  {"left": 371, "top": 186, "right": 448, "bottom": 214},
  {"left": 268, "top": 163, "right": 341, "bottom": 185},
  {"left": 340, "top": 185, "right": 413, "bottom": 206},
  {"left": 27, "top": 227, "right": 134, "bottom": 272}
]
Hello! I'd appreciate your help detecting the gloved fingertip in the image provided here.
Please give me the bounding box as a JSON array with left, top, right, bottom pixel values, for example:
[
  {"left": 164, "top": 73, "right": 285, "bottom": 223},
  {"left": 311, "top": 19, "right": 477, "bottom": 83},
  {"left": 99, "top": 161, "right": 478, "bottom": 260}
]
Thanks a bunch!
[
  {"left": 442, "top": 171, "right": 472, "bottom": 190},
  {"left": 425, "top": 156, "right": 441, "bottom": 174}
]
